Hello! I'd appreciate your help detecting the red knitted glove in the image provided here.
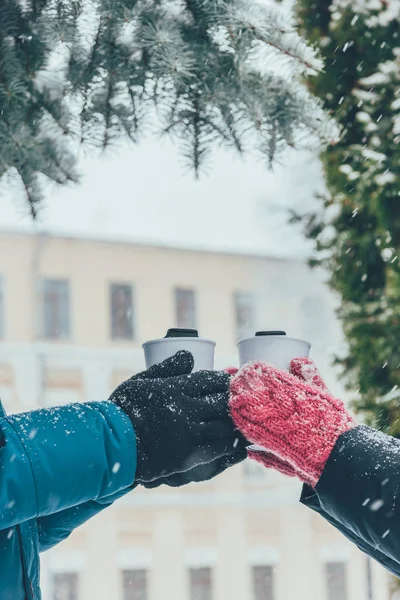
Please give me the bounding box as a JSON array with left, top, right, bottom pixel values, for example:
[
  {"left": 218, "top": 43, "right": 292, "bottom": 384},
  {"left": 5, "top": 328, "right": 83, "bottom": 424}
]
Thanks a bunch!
[
  {"left": 246, "top": 359, "right": 331, "bottom": 486},
  {"left": 229, "top": 362, "right": 326, "bottom": 485},
  {"left": 289, "top": 357, "right": 329, "bottom": 391},
  {"left": 229, "top": 357, "right": 356, "bottom": 487},
  {"left": 228, "top": 362, "right": 327, "bottom": 484},
  {"left": 225, "top": 367, "right": 239, "bottom": 376}
]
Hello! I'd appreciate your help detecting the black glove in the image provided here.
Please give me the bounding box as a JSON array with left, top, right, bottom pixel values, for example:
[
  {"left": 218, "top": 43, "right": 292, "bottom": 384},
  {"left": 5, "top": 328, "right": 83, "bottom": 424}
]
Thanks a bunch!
[
  {"left": 129, "top": 353, "right": 246, "bottom": 488},
  {"left": 142, "top": 450, "right": 247, "bottom": 488},
  {"left": 110, "top": 351, "right": 246, "bottom": 485},
  {"left": 130, "top": 350, "right": 195, "bottom": 382}
]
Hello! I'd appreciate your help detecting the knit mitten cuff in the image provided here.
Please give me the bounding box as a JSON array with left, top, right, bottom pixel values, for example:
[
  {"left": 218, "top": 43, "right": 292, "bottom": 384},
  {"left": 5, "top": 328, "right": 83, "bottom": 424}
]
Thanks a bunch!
[{"left": 247, "top": 450, "right": 316, "bottom": 487}]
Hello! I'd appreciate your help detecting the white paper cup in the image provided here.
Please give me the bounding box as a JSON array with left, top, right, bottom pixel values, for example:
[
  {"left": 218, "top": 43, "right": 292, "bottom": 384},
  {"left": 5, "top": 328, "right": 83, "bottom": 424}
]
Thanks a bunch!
[
  {"left": 238, "top": 331, "right": 311, "bottom": 371},
  {"left": 237, "top": 331, "right": 311, "bottom": 451},
  {"left": 142, "top": 328, "right": 215, "bottom": 372}
]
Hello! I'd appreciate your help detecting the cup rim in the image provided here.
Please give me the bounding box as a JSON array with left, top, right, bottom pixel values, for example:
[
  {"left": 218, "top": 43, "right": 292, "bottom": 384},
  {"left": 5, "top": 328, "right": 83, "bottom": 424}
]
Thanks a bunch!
[
  {"left": 142, "top": 337, "right": 216, "bottom": 349},
  {"left": 237, "top": 335, "right": 311, "bottom": 349}
]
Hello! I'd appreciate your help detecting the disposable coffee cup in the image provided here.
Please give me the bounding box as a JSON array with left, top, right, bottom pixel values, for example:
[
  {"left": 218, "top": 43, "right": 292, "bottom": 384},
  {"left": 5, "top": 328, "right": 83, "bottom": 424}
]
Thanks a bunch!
[
  {"left": 238, "top": 330, "right": 311, "bottom": 371},
  {"left": 237, "top": 330, "right": 311, "bottom": 451},
  {"left": 142, "top": 328, "right": 215, "bottom": 372}
]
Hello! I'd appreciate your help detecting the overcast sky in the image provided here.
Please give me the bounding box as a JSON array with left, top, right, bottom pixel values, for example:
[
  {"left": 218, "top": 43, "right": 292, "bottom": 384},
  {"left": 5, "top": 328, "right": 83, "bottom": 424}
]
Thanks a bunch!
[
  {"left": 0, "top": 0, "right": 323, "bottom": 259},
  {"left": 0, "top": 137, "right": 324, "bottom": 259}
]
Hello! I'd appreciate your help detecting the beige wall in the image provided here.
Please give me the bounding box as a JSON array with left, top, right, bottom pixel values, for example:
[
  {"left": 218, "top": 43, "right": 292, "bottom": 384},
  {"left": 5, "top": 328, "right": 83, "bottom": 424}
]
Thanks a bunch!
[
  {"left": 0, "top": 232, "right": 256, "bottom": 351},
  {"left": 0, "top": 231, "right": 391, "bottom": 600}
]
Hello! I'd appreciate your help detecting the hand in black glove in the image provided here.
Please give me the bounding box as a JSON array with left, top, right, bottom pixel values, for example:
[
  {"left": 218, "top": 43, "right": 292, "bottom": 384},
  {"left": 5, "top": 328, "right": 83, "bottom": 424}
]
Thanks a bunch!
[
  {"left": 129, "top": 353, "right": 247, "bottom": 488},
  {"left": 142, "top": 450, "right": 247, "bottom": 488},
  {"left": 110, "top": 351, "right": 246, "bottom": 485},
  {"left": 130, "top": 350, "right": 194, "bottom": 382}
]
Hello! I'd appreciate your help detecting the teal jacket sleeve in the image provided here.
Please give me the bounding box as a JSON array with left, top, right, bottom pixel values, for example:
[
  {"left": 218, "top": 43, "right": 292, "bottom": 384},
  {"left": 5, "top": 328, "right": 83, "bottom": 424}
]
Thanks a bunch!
[
  {"left": 37, "top": 485, "right": 135, "bottom": 551},
  {"left": 0, "top": 401, "right": 136, "bottom": 530}
]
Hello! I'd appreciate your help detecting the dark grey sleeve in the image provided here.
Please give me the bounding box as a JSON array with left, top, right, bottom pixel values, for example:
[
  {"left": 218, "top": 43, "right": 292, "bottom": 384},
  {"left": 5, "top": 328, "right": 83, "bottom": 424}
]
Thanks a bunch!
[{"left": 300, "top": 425, "right": 400, "bottom": 576}]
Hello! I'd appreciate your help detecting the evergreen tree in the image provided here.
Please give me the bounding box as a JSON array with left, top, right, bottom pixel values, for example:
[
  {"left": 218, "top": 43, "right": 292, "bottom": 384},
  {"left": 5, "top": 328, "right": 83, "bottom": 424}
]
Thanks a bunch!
[
  {"left": 295, "top": 0, "right": 400, "bottom": 434},
  {"left": 0, "top": 0, "right": 337, "bottom": 216}
]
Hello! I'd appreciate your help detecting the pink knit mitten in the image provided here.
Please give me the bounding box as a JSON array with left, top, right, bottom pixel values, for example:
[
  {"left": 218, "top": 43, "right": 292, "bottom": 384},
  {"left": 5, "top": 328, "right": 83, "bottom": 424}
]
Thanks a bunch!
[
  {"left": 226, "top": 367, "right": 303, "bottom": 479},
  {"left": 229, "top": 358, "right": 356, "bottom": 487},
  {"left": 247, "top": 359, "right": 332, "bottom": 486},
  {"left": 228, "top": 362, "right": 328, "bottom": 484},
  {"left": 225, "top": 367, "right": 239, "bottom": 376}
]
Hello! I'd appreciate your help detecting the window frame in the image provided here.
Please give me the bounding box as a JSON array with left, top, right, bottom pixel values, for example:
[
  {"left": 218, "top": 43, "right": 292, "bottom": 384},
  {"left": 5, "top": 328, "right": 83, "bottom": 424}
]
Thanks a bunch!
[
  {"left": 189, "top": 566, "right": 213, "bottom": 600},
  {"left": 110, "top": 282, "right": 135, "bottom": 341},
  {"left": 252, "top": 564, "right": 275, "bottom": 600},
  {"left": 325, "top": 561, "right": 348, "bottom": 600},
  {"left": 174, "top": 287, "right": 197, "bottom": 330},
  {"left": 41, "top": 278, "right": 71, "bottom": 341},
  {"left": 121, "top": 568, "right": 148, "bottom": 600},
  {"left": 233, "top": 290, "right": 255, "bottom": 341},
  {"left": 52, "top": 571, "right": 79, "bottom": 600}
]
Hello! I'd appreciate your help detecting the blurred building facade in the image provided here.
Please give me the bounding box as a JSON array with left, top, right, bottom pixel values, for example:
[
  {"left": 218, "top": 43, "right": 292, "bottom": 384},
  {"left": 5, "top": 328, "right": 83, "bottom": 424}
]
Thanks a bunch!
[{"left": 0, "top": 230, "right": 391, "bottom": 600}]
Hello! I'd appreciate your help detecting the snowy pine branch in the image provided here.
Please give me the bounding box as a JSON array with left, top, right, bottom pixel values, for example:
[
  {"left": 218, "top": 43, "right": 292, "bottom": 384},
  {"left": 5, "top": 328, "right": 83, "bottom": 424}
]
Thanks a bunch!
[{"left": 0, "top": 0, "right": 338, "bottom": 214}]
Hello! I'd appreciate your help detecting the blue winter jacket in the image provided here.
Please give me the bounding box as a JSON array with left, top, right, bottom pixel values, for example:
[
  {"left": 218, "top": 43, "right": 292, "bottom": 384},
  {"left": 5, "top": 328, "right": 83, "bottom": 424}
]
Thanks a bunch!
[{"left": 0, "top": 399, "right": 136, "bottom": 599}]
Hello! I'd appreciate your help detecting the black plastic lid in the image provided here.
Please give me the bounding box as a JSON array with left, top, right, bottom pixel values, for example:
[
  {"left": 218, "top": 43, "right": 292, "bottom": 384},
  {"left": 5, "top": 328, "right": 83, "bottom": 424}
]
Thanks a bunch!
[
  {"left": 255, "top": 330, "right": 286, "bottom": 337},
  {"left": 165, "top": 328, "right": 199, "bottom": 338}
]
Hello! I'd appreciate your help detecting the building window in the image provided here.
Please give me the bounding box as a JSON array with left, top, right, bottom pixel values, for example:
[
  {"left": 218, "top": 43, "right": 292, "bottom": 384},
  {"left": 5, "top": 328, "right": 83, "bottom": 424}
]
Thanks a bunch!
[
  {"left": 52, "top": 572, "right": 79, "bottom": 600},
  {"left": 0, "top": 275, "right": 4, "bottom": 339},
  {"left": 189, "top": 567, "right": 213, "bottom": 600},
  {"left": 326, "top": 562, "right": 348, "bottom": 600},
  {"left": 122, "top": 569, "right": 147, "bottom": 600},
  {"left": 110, "top": 284, "right": 134, "bottom": 340},
  {"left": 234, "top": 291, "right": 254, "bottom": 340},
  {"left": 252, "top": 565, "right": 275, "bottom": 600},
  {"left": 175, "top": 288, "right": 196, "bottom": 329},
  {"left": 42, "top": 279, "right": 70, "bottom": 340}
]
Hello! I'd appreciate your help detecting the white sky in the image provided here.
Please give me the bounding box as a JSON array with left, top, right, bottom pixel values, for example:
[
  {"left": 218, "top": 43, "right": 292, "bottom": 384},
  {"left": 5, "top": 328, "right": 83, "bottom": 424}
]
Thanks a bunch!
[
  {"left": 0, "top": 138, "right": 324, "bottom": 258},
  {"left": 0, "top": 0, "right": 323, "bottom": 258}
]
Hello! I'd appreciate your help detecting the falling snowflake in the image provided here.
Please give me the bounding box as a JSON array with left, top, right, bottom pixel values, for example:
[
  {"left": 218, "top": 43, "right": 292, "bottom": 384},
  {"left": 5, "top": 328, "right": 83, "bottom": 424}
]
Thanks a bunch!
[{"left": 370, "top": 499, "right": 384, "bottom": 511}]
